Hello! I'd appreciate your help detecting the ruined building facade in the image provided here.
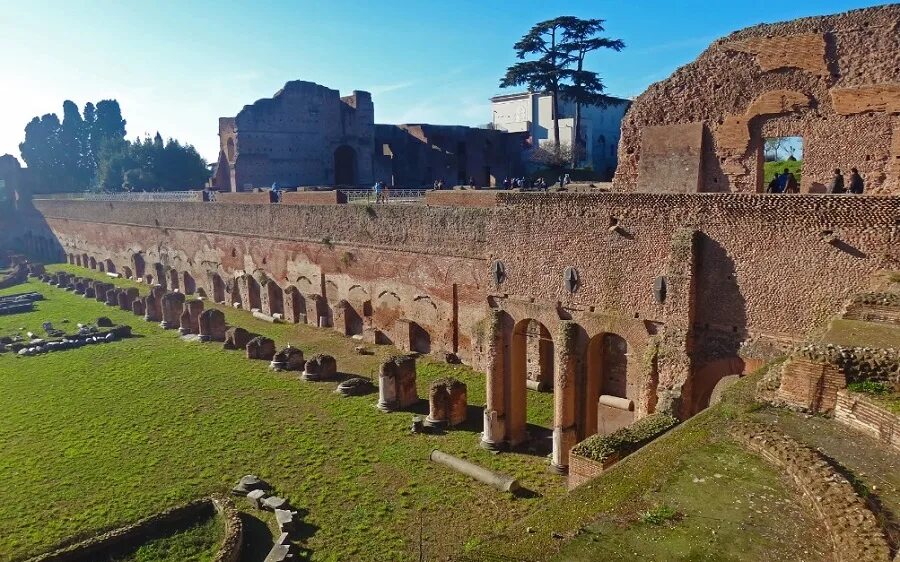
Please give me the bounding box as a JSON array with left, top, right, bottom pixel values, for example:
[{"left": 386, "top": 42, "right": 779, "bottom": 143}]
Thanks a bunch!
[
  {"left": 214, "top": 81, "right": 376, "bottom": 191},
  {"left": 614, "top": 5, "right": 900, "bottom": 194},
  {"left": 374, "top": 124, "right": 523, "bottom": 187}
]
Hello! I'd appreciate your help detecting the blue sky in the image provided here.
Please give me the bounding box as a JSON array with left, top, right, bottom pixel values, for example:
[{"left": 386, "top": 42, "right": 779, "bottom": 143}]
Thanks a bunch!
[{"left": 0, "top": 0, "right": 885, "bottom": 162}]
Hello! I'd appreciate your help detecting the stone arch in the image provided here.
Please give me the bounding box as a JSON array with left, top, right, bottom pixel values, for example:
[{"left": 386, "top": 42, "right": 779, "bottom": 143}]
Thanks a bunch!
[
  {"left": 507, "top": 317, "right": 554, "bottom": 447},
  {"left": 98, "top": 261, "right": 105, "bottom": 272},
  {"left": 334, "top": 145, "right": 357, "bottom": 185},
  {"left": 284, "top": 286, "right": 306, "bottom": 324},
  {"left": 265, "top": 281, "right": 284, "bottom": 317},
  {"left": 408, "top": 321, "right": 431, "bottom": 354},
  {"left": 230, "top": 280, "right": 242, "bottom": 307},
  {"left": 182, "top": 272, "right": 196, "bottom": 295},
  {"left": 211, "top": 273, "right": 226, "bottom": 304},
  {"left": 585, "top": 333, "right": 634, "bottom": 437},
  {"left": 88, "top": 256, "right": 97, "bottom": 270},
  {"left": 686, "top": 357, "right": 749, "bottom": 416}
]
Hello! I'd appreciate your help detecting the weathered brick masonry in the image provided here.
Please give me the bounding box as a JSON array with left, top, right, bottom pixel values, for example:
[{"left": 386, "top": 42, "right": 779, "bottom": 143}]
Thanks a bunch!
[
  {"left": 615, "top": 5, "right": 900, "bottom": 195},
  {"left": 21, "top": 192, "right": 900, "bottom": 468}
]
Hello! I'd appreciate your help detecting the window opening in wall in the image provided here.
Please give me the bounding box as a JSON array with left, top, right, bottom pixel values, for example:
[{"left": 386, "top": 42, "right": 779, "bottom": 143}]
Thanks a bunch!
[{"left": 762, "top": 136, "right": 803, "bottom": 193}]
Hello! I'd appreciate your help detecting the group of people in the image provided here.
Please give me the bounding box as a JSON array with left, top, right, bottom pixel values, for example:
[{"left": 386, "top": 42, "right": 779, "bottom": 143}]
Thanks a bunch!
[
  {"left": 827, "top": 168, "right": 865, "bottom": 194},
  {"left": 766, "top": 167, "right": 865, "bottom": 194}
]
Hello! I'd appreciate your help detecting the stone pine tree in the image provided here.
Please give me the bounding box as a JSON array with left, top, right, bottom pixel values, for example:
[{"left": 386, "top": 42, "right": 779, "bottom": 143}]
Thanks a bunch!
[
  {"left": 501, "top": 16, "right": 623, "bottom": 169},
  {"left": 560, "top": 19, "right": 624, "bottom": 168},
  {"left": 500, "top": 17, "right": 575, "bottom": 150}
]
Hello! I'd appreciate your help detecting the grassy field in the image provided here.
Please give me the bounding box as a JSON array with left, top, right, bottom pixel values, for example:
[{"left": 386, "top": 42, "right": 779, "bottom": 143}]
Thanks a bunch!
[
  {"left": 465, "top": 371, "right": 837, "bottom": 561},
  {"left": 0, "top": 267, "right": 558, "bottom": 561},
  {"left": 763, "top": 159, "right": 802, "bottom": 188},
  {"left": 113, "top": 515, "right": 223, "bottom": 562}
]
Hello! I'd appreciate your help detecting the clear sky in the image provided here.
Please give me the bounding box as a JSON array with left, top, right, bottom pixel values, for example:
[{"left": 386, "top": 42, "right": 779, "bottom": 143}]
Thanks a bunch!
[{"left": 0, "top": 0, "right": 886, "bottom": 163}]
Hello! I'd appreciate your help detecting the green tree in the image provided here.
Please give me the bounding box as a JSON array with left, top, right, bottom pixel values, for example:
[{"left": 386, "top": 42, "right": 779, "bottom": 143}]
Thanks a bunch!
[
  {"left": 500, "top": 17, "right": 574, "bottom": 149},
  {"left": 559, "top": 19, "right": 624, "bottom": 167},
  {"left": 19, "top": 113, "right": 63, "bottom": 193}
]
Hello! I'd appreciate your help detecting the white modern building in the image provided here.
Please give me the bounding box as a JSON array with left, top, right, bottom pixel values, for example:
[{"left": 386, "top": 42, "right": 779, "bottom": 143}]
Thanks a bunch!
[{"left": 490, "top": 91, "right": 630, "bottom": 178}]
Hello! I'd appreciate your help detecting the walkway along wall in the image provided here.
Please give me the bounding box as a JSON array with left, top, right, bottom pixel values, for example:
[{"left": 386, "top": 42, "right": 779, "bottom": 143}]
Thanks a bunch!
[{"left": 26, "top": 193, "right": 900, "bottom": 470}]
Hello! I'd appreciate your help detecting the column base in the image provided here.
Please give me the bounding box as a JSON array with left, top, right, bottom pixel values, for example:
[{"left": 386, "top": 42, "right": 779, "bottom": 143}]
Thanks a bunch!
[{"left": 548, "top": 463, "right": 568, "bottom": 476}]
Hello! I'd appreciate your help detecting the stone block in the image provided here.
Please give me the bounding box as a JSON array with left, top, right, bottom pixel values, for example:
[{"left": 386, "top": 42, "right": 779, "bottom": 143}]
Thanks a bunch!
[
  {"left": 377, "top": 355, "right": 418, "bottom": 411},
  {"left": 262, "top": 495, "right": 289, "bottom": 511},
  {"left": 224, "top": 327, "right": 252, "bottom": 350},
  {"left": 97, "top": 316, "right": 114, "bottom": 328},
  {"left": 143, "top": 295, "right": 162, "bottom": 323},
  {"left": 198, "top": 309, "right": 227, "bottom": 342},
  {"left": 105, "top": 288, "right": 120, "bottom": 307},
  {"left": 270, "top": 346, "right": 304, "bottom": 371},
  {"left": 246, "top": 336, "right": 276, "bottom": 360},
  {"left": 336, "top": 377, "right": 376, "bottom": 397},
  {"left": 275, "top": 508, "right": 299, "bottom": 536},
  {"left": 301, "top": 353, "right": 337, "bottom": 381},
  {"left": 247, "top": 488, "right": 268, "bottom": 509},
  {"left": 83, "top": 287, "right": 95, "bottom": 299},
  {"left": 131, "top": 299, "right": 145, "bottom": 316},
  {"left": 426, "top": 378, "right": 467, "bottom": 428},
  {"left": 263, "top": 543, "right": 296, "bottom": 562},
  {"left": 232, "top": 474, "right": 272, "bottom": 496}
]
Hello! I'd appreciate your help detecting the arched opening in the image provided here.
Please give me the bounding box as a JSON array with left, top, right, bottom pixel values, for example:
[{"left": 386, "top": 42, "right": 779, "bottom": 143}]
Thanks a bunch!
[
  {"left": 133, "top": 254, "right": 146, "bottom": 279},
  {"left": 145, "top": 274, "right": 154, "bottom": 285},
  {"left": 230, "top": 281, "right": 242, "bottom": 307},
  {"left": 226, "top": 138, "right": 236, "bottom": 162},
  {"left": 246, "top": 275, "right": 261, "bottom": 310},
  {"left": 82, "top": 254, "right": 89, "bottom": 268},
  {"left": 182, "top": 272, "right": 196, "bottom": 295},
  {"left": 585, "top": 333, "right": 633, "bottom": 437},
  {"left": 68, "top": 253, "right": 74, "bottom": 265},
  {"left": 168, "top": 269, "right": 179, "bottom": 291},
  {"left": 211, "top": 273, "right": 226, "bottom": 304},
  {"left": 104, "top": 259, "right": 116, "bottom": 274},
  {"left": 509, "top": 318, "right": 554, "bottom": 447},
  {"left": 524, "top": 319, "right": 553, "bottom": 392},
  {"left": 75, "top": 254, "right": 82, "bottom": 267},
  {"left": 98, "top": 261, "right": 105, "bottom": 272},
  {"left": 266, "top": 281, "right": 284, "bottom": 316},
  {"left": 122, "top": 266, "right": 133, "bottom": 280},
  {"left": 88, "top": 256, "right": 97, "bottom": 270},
  {"left": 284, "top": 286, "right": 306, "bottom": 323},
  {"left": 409, "top": 321, "right": 431, "bottom": 354},
  {"left": 334, "top": 145, "right": 357, "bottom": 185}
]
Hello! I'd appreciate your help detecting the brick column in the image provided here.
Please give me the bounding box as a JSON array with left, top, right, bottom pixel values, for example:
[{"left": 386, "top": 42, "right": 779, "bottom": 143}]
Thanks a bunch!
[
  {"left": 551, "top": 321, "right": 577, "bottom": 474},
  {"left": 481, "top": 310, "right": 506, "bottom": 450}
]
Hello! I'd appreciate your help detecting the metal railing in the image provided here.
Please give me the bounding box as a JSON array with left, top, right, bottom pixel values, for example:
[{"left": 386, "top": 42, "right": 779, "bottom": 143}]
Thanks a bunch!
[
  {"left": 340, "top": 189, "right": 428, "bottom": 204},
  {"left": 35, "top": 191, "right": 206, "bottom": 202}
]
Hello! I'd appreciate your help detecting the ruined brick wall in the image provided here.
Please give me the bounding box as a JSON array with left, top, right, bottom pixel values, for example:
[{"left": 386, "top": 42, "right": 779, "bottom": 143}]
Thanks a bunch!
[
  {"left": 374, "top": 124, "right": 522, "bottom": 188},
  {"left": 834, "top": 389, "right": 900, "bottom": 454},
  {"left": 614, "top": 5, "right": 900, "bottom": 195},
  {"left": 30, "top": 193, "right": 899, "bottom": 419},
  {"left": 217, "top": 81, "right": 375, "bottom": 191}
]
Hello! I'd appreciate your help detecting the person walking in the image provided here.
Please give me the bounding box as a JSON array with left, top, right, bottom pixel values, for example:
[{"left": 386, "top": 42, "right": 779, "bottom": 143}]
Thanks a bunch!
[
  {"left": 848, "top": 168, "right": 864, "bottom": 194},
  {"left": 827, "top": 169, "right": 845, "bottom": 194},
  {"left": 785, "top": 171, "right": 799, "bottom": 193},
  {"left": 373, "top": 180, "right": 384, "bottom": 204}
]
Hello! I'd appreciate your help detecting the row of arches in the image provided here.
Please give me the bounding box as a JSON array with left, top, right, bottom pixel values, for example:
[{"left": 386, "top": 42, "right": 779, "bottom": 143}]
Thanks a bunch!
[{"left": 484, "top": 311, "right": 647, "bottom": 472}]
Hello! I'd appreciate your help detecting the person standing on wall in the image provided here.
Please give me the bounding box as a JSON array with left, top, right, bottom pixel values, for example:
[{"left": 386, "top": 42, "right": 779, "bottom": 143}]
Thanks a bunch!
[
  {"left": 848, "top": 168, "right": 865, "bottom": 194},
  {"left": 827, "top": 169, "right": 846, "bottom": 194},
  {"left": 373, "top": 180, "right": 384, "bottom": 204}
]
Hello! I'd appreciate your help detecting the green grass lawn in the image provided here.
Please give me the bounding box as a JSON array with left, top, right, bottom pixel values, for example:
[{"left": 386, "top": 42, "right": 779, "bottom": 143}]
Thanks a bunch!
[
  {"left": 464, "top": 371, "right": 836, "bottom": 561},
  {"left": 0, "top": 267, "right": 557, "bottom": 561},
  {"left": 763, "top": 159, "right": 802, "bottom": 188},
  {"left": 113, "top": 515, "right": 223, "bottom": 562}
]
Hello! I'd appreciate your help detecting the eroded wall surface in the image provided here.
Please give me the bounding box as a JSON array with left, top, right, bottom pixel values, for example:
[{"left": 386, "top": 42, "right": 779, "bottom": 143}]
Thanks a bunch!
[{"left": 614, "top": 5, "right": 900, "bottom": 194}]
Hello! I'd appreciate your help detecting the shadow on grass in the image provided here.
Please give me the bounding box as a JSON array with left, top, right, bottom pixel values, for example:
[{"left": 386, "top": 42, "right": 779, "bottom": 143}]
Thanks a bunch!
[{"left": 238, "top": 512, "right": 273, "bottom": 562}]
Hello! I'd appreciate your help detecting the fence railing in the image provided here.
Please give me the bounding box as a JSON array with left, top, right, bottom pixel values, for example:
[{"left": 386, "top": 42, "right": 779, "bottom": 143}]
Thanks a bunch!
[
  {"left": 340, "top": 189, "right": 428, "bottom": 204},
  {"left": 35, "top": 191, "right": 206, "bottom": 202},
  {"left": 35, "top": 189, "right": 430, "bottom": 204}
]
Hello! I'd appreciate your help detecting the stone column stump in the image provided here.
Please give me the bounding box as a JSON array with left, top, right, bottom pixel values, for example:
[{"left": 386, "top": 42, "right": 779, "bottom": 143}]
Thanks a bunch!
[
  {"left": 270, "top": 346, "right": 305, "bottom": 371},
  {"left": 160, "top": 292, "right": 185, "bottom": 329},
  {"left": 132, "top": 298, "right": 145, "bottom": 317},
  {"left": 179, "top": 299, "right": 204, "bottom": 335},
  {"left": 224, "top": 327, "right": 251, "bottom": 350},
  {"left": 301, "top": 354, "right": 337, "bottom": 381},
  {"left": 105, "top": 288, "right": 121, "bottom": 307},
  {"left": 144, "top": 295, "right": 162, "bottom": 322},
  {"left": 246, "top": 336, "right": 276, "bottom": 360},
  {"left": 377, "top": 355, "right": 418, "bottom": 412},
  {"left": 198, "top": 309, "right": 227, "bottom": 342},
  {"left": 426, "top": 378, "right": 468, "bottom": 428}
]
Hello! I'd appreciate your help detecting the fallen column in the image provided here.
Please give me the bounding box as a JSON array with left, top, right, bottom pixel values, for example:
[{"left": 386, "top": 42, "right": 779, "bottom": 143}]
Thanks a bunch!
[{"left": 429, "top": 450, "right": 520, "bottom": 493}]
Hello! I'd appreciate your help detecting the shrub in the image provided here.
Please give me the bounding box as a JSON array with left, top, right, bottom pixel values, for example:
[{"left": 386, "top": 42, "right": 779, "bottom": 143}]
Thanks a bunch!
[
  {"left": 641, "top": 504, "right": 678, "bottom": 525},
  {"left": 847, "top": 380, "right": 893, "bottom": 395},
  {"left": 571, "top": 413, "right": 679, "bottom": 463}
]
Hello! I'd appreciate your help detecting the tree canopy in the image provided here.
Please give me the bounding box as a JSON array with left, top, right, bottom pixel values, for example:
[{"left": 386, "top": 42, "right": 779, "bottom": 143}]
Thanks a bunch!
[
  {"left": 500, "top": 16, "right": 624, "bottom": 166},
  {"left": 18, "top": 100, "right": 208, "bottom": 193}
]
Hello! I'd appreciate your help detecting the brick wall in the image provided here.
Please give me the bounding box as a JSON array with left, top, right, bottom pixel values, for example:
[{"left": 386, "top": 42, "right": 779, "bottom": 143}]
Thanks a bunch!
[
  {"left": 734, "top": 423, "right": 891, "bottom": 562},
  {"left": 775, "top": 358, "right": 846, "bottom": 413},
  {"left": 280, "top": 191, "right": 347, "bottom": 205},
  {"left": 424, "top": 190, "right": 501, "bottom": 207},
  {"left": 614, "top": 5, "right": 900, "bottom": 195},
  {"left": 834, "top": 389, "right": 900, "bottom": 454},
  {"left": 566, "top": 449, "right": 619, "bottom": 490}
]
